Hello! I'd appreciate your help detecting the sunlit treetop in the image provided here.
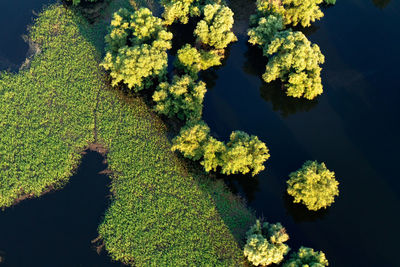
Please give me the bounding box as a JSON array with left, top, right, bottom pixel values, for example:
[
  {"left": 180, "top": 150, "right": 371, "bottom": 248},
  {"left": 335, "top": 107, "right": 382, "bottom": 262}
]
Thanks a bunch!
[
  {"left": 255, "top": 0, "right": 327, "bottom": 27},
  {"left": 287, "top": 160, "right": 339, "bottom": 211},
  {"left": 101, "top": 8, "right": 173, "bottom": 91},
  {"left": 283, "top": 246, "right": 329, "bottom": 267},
  {"left": 262, "top": 30, "right": 325, "bottom": 100},
  {"left": 194, "top": 3, "right": 237, "bottom": 49},
  {"left": 248, "top": 14, "right": 284, "bottom": 47}
]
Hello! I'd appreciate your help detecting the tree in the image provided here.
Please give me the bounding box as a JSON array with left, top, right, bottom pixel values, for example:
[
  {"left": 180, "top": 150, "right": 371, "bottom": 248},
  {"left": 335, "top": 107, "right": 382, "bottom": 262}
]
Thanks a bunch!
[
  {"left": 171, "top": 121, "right": 210, "bottom": 160},
  {"left": 175, "top": 44, "right": 222, "bottom": 78},
  {"left": 244, "top": 220, "right": 290, "bottom": 266},
  {"left": 194, "top": 4, "right": 237, "bottom": 49},
  {"left": 68, "top": 0, "right": 97, "bottom": 5},
  {"left": 262, "top": 30, "right": 325, "bottom": 100},
  {"left": 153, "top": 75, "right": 207, "bottom": 121},
  {"left": 255, "top": 0, "right": 325, "bottom": 28},
  {"left": 324, "top": 0, "right": 336, "bottom": 4},
  {"left": 283, "top": 246, "right": 329, "bottom": 267},
  {"left": 221, "top": 131, "right": 270, "bottom": 176},
  {"left": 201, "top": 137, "right": 226, "bottom": 172},
  {"left": 248, "top": 14, "right": 284, "bottom": 47},
  {"left": 287, "top": 161, "right": 339, "bottom": 211},
  {"left": 101, "top": 8, "right": 173, "bottom": 91}
]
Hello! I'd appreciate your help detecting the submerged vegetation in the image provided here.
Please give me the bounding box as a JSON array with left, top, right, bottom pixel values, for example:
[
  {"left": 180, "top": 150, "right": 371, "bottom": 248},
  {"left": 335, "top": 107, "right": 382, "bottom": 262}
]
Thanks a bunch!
[{"left": 0, "top": 4, "right": 254, "bottom": 265}]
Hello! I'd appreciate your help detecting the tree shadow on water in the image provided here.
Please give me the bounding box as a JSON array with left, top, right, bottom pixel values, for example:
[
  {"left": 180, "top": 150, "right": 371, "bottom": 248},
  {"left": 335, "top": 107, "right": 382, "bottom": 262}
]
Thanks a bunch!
[
  {"left": 222, "top": 173, "right": 260, "bottom": 204},
  {"left": 372, "top": 0, "right": 391, "bottom": 9},
  {"left": 283, "top": 192, "right": 330, "bottom": 223},
  {"left": 0, "top": 151, "right": 121, "bottom": 267}
]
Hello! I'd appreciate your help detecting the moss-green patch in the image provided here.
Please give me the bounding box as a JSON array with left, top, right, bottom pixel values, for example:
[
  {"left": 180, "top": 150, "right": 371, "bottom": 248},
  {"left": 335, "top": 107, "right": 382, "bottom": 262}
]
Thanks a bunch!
[{"left": 0, "top": 3, "right": 254, "bottom": 266}]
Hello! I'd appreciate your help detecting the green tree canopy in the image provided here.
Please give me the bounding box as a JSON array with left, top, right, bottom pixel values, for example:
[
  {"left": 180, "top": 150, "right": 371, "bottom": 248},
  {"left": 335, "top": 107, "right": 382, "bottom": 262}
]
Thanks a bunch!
[
  {"left": 255, "top": 0, "right": 326, "bottom": 27},
  {"left": 244, "top": 220, "right": 290, "bottom": 266},
  {"left": 287, "top": 161, "right": 339, "bottom": 211},
  {"left": 262, "top": 30, "right": 325, "bottom": 100},
  {"left": 221, "top": 131, "right": 270, "bottom": 176},
  {"left": 101, "top": 8, "right": 173, "bottom": 91},
  {"left": 174, "top": 44, "right": 222, "bottom": 78},
  {"left": 153, "top": 75, "right": 207, "bottom": 121},
  {"left": 67, "top": 0, "right": 97, "bottom": 6},
  {"left": 283, "top": 246, "right": 329, "bottom": 267},
  {"left": 171, "top": 121, "right": 210, "bottom": 160},
  {"left": 201, "top": 137, "right": 226, "bottom": 172},
  {"left": 194, "top": 4, "right": 237, "bottom": 49},
  {"left": 248, "top": 14, "right": 284, "bottom": 47}
]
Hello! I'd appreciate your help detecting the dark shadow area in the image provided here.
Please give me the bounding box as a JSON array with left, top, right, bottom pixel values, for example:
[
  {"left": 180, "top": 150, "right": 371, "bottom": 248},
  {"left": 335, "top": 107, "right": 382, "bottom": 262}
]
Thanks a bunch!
[
  {"left": 168, "top": 20, "right": 198, "bottom": 56},
  {"left": 63, "top": 0, "right": 111, "bottom": 24},
  {"left": 223, "top": 173, "right": 260, "bottom": 203},
  {"left": 0, "top": 0, "right": 54, "bottom": 72},
  {"left": 243, "top": 43, "right": 267, "bottom": 77},
  {"left": 372, "top": 0, "right": 391, "bottom": 9},
  {"left": 283, "top": 192, "right": 329, "bottom": 223},
  {"left": 260, "top": 81, "right": 318, "bottom": 117},
  {"left": 0, "top": 151, "right": 121, "bottom": 267}
]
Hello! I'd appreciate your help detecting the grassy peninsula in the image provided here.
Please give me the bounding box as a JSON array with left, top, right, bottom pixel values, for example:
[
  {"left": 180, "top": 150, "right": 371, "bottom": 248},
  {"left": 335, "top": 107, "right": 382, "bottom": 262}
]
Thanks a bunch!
[{"left": 0, "top": 3, "right": 254, "bottom": 265}]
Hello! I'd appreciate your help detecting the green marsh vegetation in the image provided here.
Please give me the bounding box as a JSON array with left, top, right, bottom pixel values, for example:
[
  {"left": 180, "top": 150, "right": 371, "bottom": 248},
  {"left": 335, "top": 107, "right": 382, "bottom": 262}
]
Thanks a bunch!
[{"left": 0, "top": 2, "right": 255, "bottom": 265}]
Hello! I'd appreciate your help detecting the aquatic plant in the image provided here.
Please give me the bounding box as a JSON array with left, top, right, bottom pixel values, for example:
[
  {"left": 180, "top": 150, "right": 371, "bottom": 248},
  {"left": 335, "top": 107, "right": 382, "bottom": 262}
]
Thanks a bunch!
[{"left": 287, "top": 161, "right": 339, "bottom": 211}]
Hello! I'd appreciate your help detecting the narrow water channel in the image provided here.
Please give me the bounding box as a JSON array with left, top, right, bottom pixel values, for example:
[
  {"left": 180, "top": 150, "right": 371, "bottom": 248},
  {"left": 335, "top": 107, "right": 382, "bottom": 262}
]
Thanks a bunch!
[{"left": 0, "top": 151, "right": 121, "bottom": 266}]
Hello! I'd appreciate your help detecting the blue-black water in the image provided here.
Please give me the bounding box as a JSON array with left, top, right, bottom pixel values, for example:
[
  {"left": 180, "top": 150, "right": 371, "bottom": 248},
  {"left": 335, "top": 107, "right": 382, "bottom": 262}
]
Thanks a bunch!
[
  {"left": 1, "top": 0, "right": 400, "bottom": 266},
  {"left": 202, "top": 0, "right": 400, "bottom": 266},
  {"left": 0, "top": 151, "right": 121, "bottom": 266}
]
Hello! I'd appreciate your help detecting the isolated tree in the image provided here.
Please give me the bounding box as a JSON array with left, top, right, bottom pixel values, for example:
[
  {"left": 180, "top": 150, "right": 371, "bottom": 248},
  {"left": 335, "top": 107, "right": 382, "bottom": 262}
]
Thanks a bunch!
[
  {"left": 262, "top": 30, "right": 325, "bottom": 100},
  {"left": 255, "top": 0, "right": 325, "bottom": 27},
  {"left": 101, "top": 8, "right": 173, "bottom": 91},
  {"left": 153, "top": 75, "right": 207, "bottom": 121},
  {"left": 175, "top": 44, "right": 222, "bottom": 78},
  {"left": 171, "top": 121, "right": 210, "bottom": 160},
  {"left": 194, "top": 4, "right": 237, "bottom": 49},
  {"left": 244, "top": 220, "right": 290, "bottom": 266},
  {"left": 287, "top": 161, "right": 339, "bottom": 211},
  {"left": 201, "top": 137, "right": 226, "bottom": 172},
  {"left": 283, "top": 246, "right": 329, "bottom": 267},
  {"left": 248, "top": 14, "right": 284, "bottom": 47},
  {"left": 221, "top": 131, "right": 270, "bottom": 176}
]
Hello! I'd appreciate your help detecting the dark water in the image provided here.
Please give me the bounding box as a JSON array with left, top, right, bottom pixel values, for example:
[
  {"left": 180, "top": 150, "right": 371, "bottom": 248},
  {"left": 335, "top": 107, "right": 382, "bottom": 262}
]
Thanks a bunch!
[
  {"left": 0, "top": 0, "right": 53, "bottom": 71},
  {"left": 202, "top": 0, "right": 400, "bottom": 266},
  {"left": 0, "top": 151, "right": 120, "bottom": 266}
]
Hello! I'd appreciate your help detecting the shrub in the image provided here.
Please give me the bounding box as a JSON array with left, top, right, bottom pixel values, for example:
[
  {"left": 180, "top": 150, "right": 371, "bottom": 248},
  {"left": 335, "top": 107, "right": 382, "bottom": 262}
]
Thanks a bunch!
[
  {"left": 194, "top": 4, "right": 237, "bottom": 49},
  {"left": 287, "top": 161, "right": 339, "bottom": 211},
  {"left": 101, "top": 8, "right": 173, "bottom": 91},
  {"left": 221, "top": 131, "right": 270, "bottom": 176},
  {"left": 244, "top": 220, "right": 290, "bottom": 266},
  {"left": 175, "top": 44, "right": 222, "bottom": 78},
  {"left": 262, "top": 30, "right": 325, "bottom": 100},
  {"left": 283, "top": 246, "right": 329, "bottom": 267},
  {"left": 153, "top": 75, "right": 207, "bottom": 121}
]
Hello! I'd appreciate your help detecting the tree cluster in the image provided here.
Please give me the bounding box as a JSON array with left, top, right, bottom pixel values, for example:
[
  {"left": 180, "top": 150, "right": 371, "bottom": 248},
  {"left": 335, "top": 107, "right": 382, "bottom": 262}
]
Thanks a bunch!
[
  {"left": 244, "top": 220, "right": 290, "bottom": 266},
  {"left": 101, "top": 8, "right": 173, "bottom": 91},
  {"left": 283, "top": 246, "right": 329, "bottom": 267},
  {"left": 171, "top": 121, "right": 270, "bottom": 176},
  {"left": 287, "top": 160, "right": 339, "bottom": 211},
  {"left": 247, "top": 0, "right": 330, "bottom": 100}
]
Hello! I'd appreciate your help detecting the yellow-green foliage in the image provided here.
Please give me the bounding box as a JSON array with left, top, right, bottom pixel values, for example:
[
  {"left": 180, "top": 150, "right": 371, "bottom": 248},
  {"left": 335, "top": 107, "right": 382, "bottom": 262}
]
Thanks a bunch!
[
  {"left": 171, "top": 121, "right": 211, "bottom": 160},
  {"left": 287, "top": 161, "right": 339, "bottom": 211},
  {"left": 248, "top": 14, "right": 284, "bottom": 47},
  {"left": 194, "top": 4, "right": 237, "bottom": 49},
  {"left": 263, "top": 30, "right": 325, "bottom": 100},
  {"left": 283, "top": 246, "right": 329, "bottom": 267},
  {"left": 172, "top": 122, "right": 270, "bottom": 176},
  {"left": 175, "top": 44, "right": 222, "bottom": 78},
  {"left": 153, "top": 74, "right": 207, "bottom": 121},
  {"left": 101, "top": 7, "right": 173, "bottom": 91},
  {"left": 222, "top": 131, "right": 270, "bottom": 176},
  {"left": 0, "top": 4, "right": 255, "bottom": 265},
  {"left": 256, "top": 0, "right": 325, "bottom": 27},
  {"left": 68, "top": 0, "right": 98, "bottom": 6},
  {"left": 244, "top": 220, "right": 290, "bottom": 266}
]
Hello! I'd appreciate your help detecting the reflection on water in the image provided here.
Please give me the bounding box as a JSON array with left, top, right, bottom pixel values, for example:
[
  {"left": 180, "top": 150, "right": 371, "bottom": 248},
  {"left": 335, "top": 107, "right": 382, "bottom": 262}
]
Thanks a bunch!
[
  {"left": 372, "top": 0, "right": 391, "bottom": 8},
  {"left": 0, "top": 151, "right": 120, "bottom": 266}
]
